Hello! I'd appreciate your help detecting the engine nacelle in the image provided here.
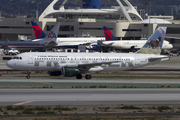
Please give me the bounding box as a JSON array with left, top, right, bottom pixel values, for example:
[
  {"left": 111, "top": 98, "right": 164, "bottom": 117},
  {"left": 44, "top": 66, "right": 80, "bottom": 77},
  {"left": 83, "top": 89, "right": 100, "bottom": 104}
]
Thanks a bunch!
[
  {"left": 62, "top": 67, "right": 79, "bottom": 77},
  {"left": 48, "top": 71, "right": 62, "bottom": 76}
]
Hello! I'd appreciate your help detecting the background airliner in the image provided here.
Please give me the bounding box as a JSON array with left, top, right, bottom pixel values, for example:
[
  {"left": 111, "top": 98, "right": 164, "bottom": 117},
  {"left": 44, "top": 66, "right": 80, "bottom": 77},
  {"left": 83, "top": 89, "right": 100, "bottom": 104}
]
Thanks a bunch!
[
  {"left": 6, "top": 27, "right": 169, "bottom": 79},
  {"left": 31, "top": 21, "right": 105, "bottom": 50},
  {"left": 0, "top": 22, "right": 60, "bottom": 52},
  {"left": 101, "top": 26, "right": 173, "bottom": 52}
]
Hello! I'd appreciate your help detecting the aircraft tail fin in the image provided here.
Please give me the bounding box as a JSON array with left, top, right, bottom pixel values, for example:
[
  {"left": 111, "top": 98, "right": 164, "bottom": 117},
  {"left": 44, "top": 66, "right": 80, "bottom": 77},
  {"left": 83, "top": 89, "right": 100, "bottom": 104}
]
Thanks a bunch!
[
  {"left": 103, "top": 26, "right": 117, "bottom": 41},
  {"left": 31, "top": 21, "right": 46, "bottom": 39},
  {"left": 39, "top": 22, "right": 60, "bottom": 48},
  {"left": 44, "top": 22, "right": 60, "bottom": 41},
  {"left": 136, "top": 27, "right": 167, "bottom": 54}
]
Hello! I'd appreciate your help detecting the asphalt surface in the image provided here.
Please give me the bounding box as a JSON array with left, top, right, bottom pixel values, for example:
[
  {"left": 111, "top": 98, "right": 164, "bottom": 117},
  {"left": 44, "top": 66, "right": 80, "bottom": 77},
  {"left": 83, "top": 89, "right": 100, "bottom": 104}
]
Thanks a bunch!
[
  {"left": 0, "top": 89, "right": 180, "bottom": 106},
  {"left": 1, "top": 77, "right": 180, "bottom": 83}
]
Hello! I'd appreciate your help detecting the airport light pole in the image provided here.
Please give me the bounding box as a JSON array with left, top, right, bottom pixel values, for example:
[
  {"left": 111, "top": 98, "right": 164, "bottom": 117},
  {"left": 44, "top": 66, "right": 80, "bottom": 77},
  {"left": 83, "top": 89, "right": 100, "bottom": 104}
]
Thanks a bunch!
[
  {"left": 78, "top": 1, "right": 86, "bottom": 37},
  {"left": 36, "top": 2, "right": 41, "bottom": 18}
]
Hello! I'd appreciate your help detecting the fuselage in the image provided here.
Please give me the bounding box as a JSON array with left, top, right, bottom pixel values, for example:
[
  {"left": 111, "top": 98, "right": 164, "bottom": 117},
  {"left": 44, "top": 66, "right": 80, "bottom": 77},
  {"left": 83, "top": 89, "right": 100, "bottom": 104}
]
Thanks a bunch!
[
  {"left": 0, "top": 40, "right": 48, "bottom": 52},
  {"left": 102, "top": 40, "right": 173, "bottom": 50},
  {"left": 6, "top": 52, "right": 167, "bottom": 72},
  {"left": 34, "top": 37, "right": 105, "bottom": 48}
]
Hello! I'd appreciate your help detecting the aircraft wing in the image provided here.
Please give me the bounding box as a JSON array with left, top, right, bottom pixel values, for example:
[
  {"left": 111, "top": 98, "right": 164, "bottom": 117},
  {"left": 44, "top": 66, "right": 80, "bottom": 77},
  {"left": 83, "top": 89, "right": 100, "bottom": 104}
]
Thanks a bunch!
[
  {"left": 77, "top": 61, "right": 118, "bottom": 72},
  {"left": 57, "top": 42, "right": 93, "bottom": 46},
  {"left": 101, "top": 41, "right": 114, "bottom": 46},
  {"left": 165, "top": 36, "right": 180, "bottom": 39},
  {"left": 61, "top": 61, "right": 117, "bottom": 72}
]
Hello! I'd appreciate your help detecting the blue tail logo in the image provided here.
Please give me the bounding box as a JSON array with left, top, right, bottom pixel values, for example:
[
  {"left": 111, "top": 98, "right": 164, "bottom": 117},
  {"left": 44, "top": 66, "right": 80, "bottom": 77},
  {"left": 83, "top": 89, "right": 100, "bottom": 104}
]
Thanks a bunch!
[
  {"left": 31, "top": 21, "right": 46, "bottom": 39},
  {"left": 103, "top": 26, "right": 116, "bottom": 41}
]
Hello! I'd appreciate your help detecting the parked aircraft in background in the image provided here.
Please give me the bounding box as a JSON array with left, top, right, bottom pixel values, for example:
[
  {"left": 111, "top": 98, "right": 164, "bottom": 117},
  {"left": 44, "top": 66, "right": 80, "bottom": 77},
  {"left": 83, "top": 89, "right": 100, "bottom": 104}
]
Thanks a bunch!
[
  {"left": 31, "top": 21, "right": 105, "bottom": 50},
  {"left": 0, "top": 22, "right": 60, "bottom": 52},
  {"left": 101, "top": 26, "right": 173, "bottom": 52},
  {"left": 31, "top": 21, "right": 47, "bottom": 39},
  {"left": 7, "top": 27, "right": 169, "bottom": 79}
]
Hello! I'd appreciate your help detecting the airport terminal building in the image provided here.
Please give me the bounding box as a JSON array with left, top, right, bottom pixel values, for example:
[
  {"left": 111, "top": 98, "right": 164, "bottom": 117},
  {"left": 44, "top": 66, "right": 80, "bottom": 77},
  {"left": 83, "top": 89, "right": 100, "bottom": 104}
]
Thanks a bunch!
[{"left": 0, "top": 0, "right": 180, "bottom": 49}]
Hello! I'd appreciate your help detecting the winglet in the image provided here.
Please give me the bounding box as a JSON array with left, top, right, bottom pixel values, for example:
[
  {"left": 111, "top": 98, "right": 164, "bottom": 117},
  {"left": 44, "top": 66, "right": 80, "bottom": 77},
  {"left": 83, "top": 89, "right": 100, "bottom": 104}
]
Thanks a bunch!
[
  {"left": 103, "top": 26, "right": 117, "bottom": 41},
  {"left": 136, "top": 27, "right": 167, "bottom": 54},
  {"left": 31, "top": 21, "right": 46, "bottom": 39}
]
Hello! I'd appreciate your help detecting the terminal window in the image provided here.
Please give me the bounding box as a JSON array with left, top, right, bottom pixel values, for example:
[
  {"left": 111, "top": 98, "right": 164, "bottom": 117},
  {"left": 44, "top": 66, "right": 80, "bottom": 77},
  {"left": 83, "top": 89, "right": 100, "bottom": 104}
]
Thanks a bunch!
[
  {"left": 122, "top": 29, "right": 142, "bottom": 31},
  {"left": 47, "top": 25, "right": 74, "bottom": 31},
  {"left": 167, "top": 28, "right": 180, "bottom": 34}
]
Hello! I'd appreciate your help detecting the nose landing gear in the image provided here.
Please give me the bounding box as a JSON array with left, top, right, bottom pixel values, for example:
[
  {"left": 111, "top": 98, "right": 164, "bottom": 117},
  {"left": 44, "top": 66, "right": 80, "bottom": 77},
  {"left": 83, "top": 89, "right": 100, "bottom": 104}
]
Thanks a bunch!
[{"left": 26, "top": 70, "right": 31, "bottom": 79}]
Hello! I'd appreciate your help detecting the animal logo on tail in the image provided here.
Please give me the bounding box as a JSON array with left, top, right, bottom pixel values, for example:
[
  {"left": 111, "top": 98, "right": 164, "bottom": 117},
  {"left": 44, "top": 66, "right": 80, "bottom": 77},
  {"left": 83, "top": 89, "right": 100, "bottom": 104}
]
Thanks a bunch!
[
  {"left": 103, "top": 26, "right": 116, "bottom": 41},
  {"left": 148, "top": 37, "right": 162, "bottom": 48},
  {"left": 136, "top": 27, "right": 167, "bottom": 54}
]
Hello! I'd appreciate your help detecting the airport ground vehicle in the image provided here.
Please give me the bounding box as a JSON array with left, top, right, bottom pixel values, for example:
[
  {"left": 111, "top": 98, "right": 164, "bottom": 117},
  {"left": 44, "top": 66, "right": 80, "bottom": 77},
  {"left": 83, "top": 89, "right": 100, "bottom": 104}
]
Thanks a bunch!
[{"left": 4, "top": 49, "right": 19, "bottom": 55}]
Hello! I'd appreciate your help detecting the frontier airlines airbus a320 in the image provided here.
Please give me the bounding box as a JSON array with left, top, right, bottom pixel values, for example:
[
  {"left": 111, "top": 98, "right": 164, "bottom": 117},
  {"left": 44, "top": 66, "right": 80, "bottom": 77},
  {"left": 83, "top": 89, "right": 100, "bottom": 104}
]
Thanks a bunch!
[{"left": 6, "top": 27, "right": 169, "bottom": 79}]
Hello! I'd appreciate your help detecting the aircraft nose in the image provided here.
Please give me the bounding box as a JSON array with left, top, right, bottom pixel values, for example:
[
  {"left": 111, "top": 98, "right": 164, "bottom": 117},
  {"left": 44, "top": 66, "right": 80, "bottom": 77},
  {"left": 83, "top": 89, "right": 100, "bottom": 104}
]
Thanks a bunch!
[
  {"left": 170, "top": 44, "right": 173, "bottom": 49},
  {"left": 6, "top": 60, "right": 13, "bottom": 68}
]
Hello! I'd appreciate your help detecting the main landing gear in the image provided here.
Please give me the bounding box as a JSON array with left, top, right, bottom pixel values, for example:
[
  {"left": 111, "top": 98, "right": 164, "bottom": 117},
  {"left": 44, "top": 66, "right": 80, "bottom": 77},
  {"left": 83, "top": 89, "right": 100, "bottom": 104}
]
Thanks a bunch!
[
  {"left": 76, "top": 74, "right": 82, "bottom": 79},
  {"left": 85, "top": 74, "right": 92, "bottom": 80},
  {"left": 76, "top": 74, "right": 92, "bottom": 80},
  {"left": 26, "top": 70, "right": 31, "bottom": 79}
]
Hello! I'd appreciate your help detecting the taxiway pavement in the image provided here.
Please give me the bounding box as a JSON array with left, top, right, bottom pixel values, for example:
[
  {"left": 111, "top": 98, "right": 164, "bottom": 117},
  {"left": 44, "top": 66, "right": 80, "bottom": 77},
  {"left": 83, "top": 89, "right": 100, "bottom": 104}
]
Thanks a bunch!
[
  {"left": 1, "top": 77, "right": 180, "bottom": 84},
  {"left": 0, "top": 89, "right": 180, "bottom": 106}
]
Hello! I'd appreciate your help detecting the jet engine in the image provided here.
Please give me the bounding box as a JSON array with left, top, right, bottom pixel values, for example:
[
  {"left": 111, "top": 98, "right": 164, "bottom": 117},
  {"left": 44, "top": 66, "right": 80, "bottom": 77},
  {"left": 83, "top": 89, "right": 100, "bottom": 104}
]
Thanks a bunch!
[
  {"left": 48, "top": 71, "right": 62, "bottom": 76},
  {"left": 62, "top": 67, "right": 79, "bottom": 77}
]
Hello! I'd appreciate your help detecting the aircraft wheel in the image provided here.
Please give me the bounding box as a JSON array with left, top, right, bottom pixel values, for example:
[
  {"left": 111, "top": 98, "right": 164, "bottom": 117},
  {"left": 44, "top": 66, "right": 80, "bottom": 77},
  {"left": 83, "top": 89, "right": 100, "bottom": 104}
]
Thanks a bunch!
[
  {"left": 26, "top": 75, "right": 30, "bottom": 79},
  {"left": 85, "top": 74, "right": 92, "bottom": 80},
  {"left": 76, "top": 74, "right": 82, "bottom": 79}
]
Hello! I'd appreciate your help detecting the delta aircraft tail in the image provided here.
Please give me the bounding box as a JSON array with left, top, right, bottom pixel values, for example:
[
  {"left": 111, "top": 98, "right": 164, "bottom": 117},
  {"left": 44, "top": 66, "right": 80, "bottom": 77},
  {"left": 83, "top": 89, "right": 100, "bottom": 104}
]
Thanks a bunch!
[
  {"left": 136, "top": 27, "right": 167, "bottom": 54},
  {"left": 103, "top": 26, "right": 117, "bottom": 41},
  {"left": 31, "top": 21, "right": 46, "bottom": 39}
]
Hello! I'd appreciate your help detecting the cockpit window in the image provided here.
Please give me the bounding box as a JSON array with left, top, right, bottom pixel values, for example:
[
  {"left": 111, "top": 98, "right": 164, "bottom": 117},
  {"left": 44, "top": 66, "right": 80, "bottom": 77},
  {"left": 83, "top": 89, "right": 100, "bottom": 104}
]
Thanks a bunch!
[{"left": 12, "top": 57, "right": 22, "bottom": 60}]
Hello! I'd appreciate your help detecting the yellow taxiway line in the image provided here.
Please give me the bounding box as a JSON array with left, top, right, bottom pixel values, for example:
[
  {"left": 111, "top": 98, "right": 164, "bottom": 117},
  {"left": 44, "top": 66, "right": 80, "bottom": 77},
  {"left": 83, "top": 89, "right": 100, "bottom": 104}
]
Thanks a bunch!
[
  {"left": 13, "top": 101, "right": 33, "bottom": 105},
  {"left": 38, "top": 82, "right": 52, "bottom": 84}
]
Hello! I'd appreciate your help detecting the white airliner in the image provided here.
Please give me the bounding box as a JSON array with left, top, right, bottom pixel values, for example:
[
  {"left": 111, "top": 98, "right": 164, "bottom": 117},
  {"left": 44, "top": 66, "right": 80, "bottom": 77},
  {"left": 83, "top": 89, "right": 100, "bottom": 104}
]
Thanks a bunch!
[
  {"left": 31, "top": 21, "right": 104, "bottom": 50},
  {"left": 0, "top": 22, "right": 60, "bottom": 52},
  {"left": 102, "top": 26, "right": 173, "bottom": 51},
  {"left": 6, "top": 27, "right": 169, "bottom": 79}
]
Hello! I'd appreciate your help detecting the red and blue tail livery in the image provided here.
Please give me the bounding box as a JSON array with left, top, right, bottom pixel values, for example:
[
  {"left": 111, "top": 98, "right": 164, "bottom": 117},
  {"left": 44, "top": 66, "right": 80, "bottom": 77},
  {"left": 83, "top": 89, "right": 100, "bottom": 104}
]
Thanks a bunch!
[
  {"left": 103, "top": 26, "right": 116, "bottom": 41},
  {"left": 31, "top": 21, "right": 46, "bottom": 39}
]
